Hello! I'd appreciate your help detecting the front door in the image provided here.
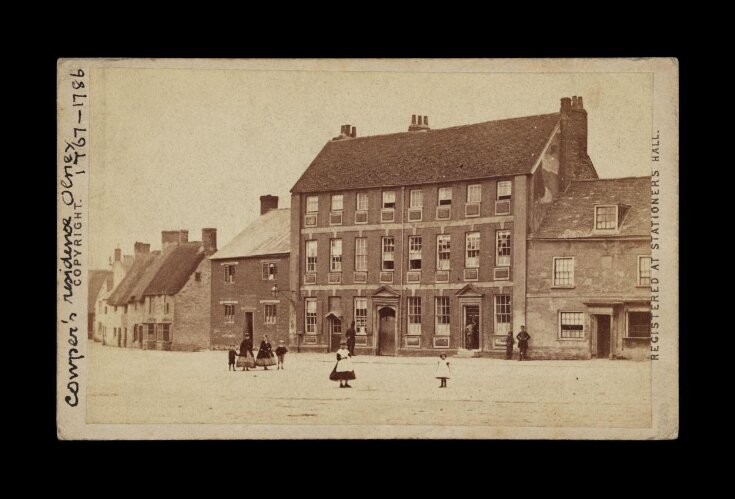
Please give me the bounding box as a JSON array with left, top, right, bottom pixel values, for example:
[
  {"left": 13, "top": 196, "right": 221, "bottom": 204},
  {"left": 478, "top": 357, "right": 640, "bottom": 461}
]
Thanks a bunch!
[
  {"left": 378, "top": 307, "right": 396, "bottom": 356},
  {"left": 596, "top": 315, "right": 611, "bottom": 358},
  {"left": 329, "top": 315, "right": 342, "bottom": 352},
  {"left": 244, "top": 312, "right": 254, "bottom": 341},
  {"left": 463, "top": 305, "right": 480, "bottom": 349}
]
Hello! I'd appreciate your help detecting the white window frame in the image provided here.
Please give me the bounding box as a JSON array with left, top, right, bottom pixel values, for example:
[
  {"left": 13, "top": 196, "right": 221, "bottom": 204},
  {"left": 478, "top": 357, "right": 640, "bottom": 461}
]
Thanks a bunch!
[
  {"left": 494, "top": 295, "right": 512, "bottom": 335},
  {"left": 407, "top": 296, "right": 422, "bottom": 335},
  {"left": 626, "top": 310, "right": 652, "bottom": 338},
  {"left": 306, "top": 195, "right": 319, "bottom": 213},
  {"left": 305, "top": 298, "right": 318, "bottom": 335},
  {"left": 465, "top": 232, "right": 480, "bottom": 268},
  {"left": 331, "top": 194, "right": 344, "bottom": 212},
  {"left": 354, "top": 297, "right": 368, "bottom": 335},
  {"left": 638, "top": 255, "right": 652, "bottom": 286},
  {"left": 558, "top": 311, "right": 585, "bottom": 339},
  {"left": 224, "top": 304, "right": 235, "bottom": 324},
  {"left": 594, "top": 204, "right": 618, "bottom": 231},
  {"left": 409, "top": 236, "right": 422, "bottom": 270},
  {"left": 382, "top": 237, "right": 395, "bottom": 271},
  {"left": 354, "top": 237, "right": 367, "bottom": 272},
  {"left": 264, "top": 304, "right": 277, "bottom": 325},
  {"left": 382, "top": 191, "right": 396, "bottom": 209},
  {"left": 305, "top": 240, "right": 317, "bottom": 273},
  {"left": 224, "top": 264, "right": 235, "bottom": 283},
  {"left": 553, "top": 257, "right": 575, "bottom": 287},
  {"left": 497, "top": 180, "right": 512, "bottom": 200},
  {"left": 467, "top": 184, "right": 482, "bottom": 203},
  {"left": 435, "top": 296, "right": 450, "bottom": 335},
  {"left": 410, "top": 189, "right": 423, "bottom": 208},
  {"left": 437, "top": 234, "right": 451, "bottom": 271},
  {"left": 438, "top": 187, "right": 452, "bottom": 206},
  {"left": 496, "top": 230, "right": 511, "bottom": 267},
  {"left": 356, "top": 192, "right": 369, "bottom": 211},
  {"left": 330, "top": 238, "right": 343, "bottom": 272}
]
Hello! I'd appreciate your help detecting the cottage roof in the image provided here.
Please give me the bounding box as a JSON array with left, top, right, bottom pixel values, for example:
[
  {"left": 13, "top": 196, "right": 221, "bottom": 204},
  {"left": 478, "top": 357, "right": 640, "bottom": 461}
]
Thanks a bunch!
[
  {"left": 534, "top": 177, "right": 651, "bottom": 239},
  {"left": 106, "top": 252, "right": 160, "bottom": 306},
  {"left": 141, "top": 243, "right": 206, "bottom": 296},
  {"left": 210, "top": 208, "right": 290, "bottom": 260},
  {"left": 291, "top": 113, "right": 561, "bottom": 193},
  {"left": 88, "top": 270, "right": 113, "bottom": 309}
]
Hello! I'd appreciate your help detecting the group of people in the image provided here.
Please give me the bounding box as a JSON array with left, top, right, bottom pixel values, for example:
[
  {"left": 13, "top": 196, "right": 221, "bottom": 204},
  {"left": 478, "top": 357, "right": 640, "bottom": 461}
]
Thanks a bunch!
[
  {"left": 228, "top": 334, "right": 288, "bottom": 372},
  {"left": 227, "top": 323, "right": 532, "bottom": 390}
]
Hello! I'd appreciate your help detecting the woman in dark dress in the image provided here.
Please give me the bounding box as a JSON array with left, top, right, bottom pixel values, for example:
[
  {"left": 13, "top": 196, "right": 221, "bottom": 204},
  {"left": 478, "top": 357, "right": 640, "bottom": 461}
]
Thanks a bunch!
[
  {"left": 255, "top": 334, "right": 277, "bottom": 370},
  {"left": 238, "top": 335, "right": 256, "bottom": 371}
]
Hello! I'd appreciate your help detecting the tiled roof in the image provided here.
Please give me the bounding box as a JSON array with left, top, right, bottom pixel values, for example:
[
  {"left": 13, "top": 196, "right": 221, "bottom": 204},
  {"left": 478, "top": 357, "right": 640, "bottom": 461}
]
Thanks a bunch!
[
  {"left": 210, "top": 208, "right": 290, "bottom": 260},
  {"left": 533, "top": 177, "right": 651, "bottom": 239},
  {"left": 88, "top": 270, "right": 113, "bottom": 309},
  {"left": 291, "top": 113, "right": 560, "bottom": 193},
  {"left": 107, "top": 252, "right": 160, "bottom": 306}
]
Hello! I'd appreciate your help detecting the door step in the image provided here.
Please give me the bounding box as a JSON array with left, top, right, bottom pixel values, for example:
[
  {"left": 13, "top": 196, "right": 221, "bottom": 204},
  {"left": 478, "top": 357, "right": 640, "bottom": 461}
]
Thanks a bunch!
[{"left": 454, "top": 349, "right": 481, "bottom": 358}]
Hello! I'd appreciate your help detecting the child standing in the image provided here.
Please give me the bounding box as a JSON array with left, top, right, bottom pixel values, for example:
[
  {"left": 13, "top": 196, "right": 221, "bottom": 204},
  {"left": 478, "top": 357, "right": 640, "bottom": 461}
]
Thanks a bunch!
[
  {"left": 227, "top": 344, "right": 237, "bottom": 371},
  {"left": 275, "top": 340, "right": 288, "bottom": 370},
  {"left": 435, "top": 353, "right": 451, "bottom": 388}
]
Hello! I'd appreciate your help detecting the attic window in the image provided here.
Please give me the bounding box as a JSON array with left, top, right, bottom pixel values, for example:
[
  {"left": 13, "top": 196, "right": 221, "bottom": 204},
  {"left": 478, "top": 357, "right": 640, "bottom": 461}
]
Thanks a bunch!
[{"left": 594, "top": 205, "right": 620, "bottom": 231}]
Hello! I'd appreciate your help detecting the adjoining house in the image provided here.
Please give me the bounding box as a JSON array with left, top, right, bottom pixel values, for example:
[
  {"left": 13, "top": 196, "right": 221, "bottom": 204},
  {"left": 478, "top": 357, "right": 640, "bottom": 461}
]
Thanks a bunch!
[
  {"left": 102, "top": 228, "right": 217, "bottom": 351},
  {"left": 210, "top": 196, "right": 291, "bottom": 349},
  {"left": 92, "top": 248, "right": 133, "bottom": 343},
  {"left": 526, "top": 177, "right": 652, "bottom": 360},
  {"left": 289, "top": 96, "right": 600, "bottom": 356},
  {"left": 88, "top": 270, "right": 113, "bottom": 339}
]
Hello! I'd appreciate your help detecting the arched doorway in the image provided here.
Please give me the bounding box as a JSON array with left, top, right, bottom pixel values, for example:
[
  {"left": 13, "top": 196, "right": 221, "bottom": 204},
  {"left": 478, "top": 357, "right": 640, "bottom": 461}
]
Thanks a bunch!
[{"left": 378, "top": 306, "right": 396, "bottom": 356}]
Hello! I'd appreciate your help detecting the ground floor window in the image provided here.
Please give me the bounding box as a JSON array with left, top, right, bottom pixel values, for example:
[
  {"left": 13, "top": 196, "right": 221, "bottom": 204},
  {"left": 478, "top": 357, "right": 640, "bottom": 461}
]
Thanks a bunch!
[
  {"left": 407, "top": 297, "right": 422, "bottom": 335},
  {"left": 354, "top": 297, "right": 367, "bottom": 334},
  {"left": 146, "top": 323, "right": 155, "bottom": 341},
  {"left": 305, "top": 299, "right": 317, "bottom": 334},
  {"left": 435, "top": 297, "right": 450, "bottom": 335},
  {"left": 494, "top": 295, "right": 511, "bottom": 335},
  {"left": 559, "top": 312, "right": 585, "bottom": 339},
  {"left": 224, "top": 304, "right": 235, "bottom": 323},
  {"left": 156, "top": 323, "right": 171, "bottom": 342},
  {"left": 264, "top": 304, "right": 277, "bottom": 324},
  {"left": 628, "top": 312, "right": 651, "bottom": 338}
]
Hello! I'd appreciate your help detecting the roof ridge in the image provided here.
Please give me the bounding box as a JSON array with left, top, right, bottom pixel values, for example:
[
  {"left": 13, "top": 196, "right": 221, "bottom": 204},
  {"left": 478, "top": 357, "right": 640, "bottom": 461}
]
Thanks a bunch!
[
  {"left": 570, "top": 176, "right": 651, "bottom": 182},
  {"left": 330, "top": 112, "right": 561, "bottom": 143}
]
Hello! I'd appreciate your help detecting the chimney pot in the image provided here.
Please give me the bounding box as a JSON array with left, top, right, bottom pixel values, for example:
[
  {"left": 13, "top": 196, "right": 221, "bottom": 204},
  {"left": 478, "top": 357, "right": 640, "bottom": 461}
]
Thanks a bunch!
[
  {"left": 577, "top": 96, "right": 584, "bottom": 109},
  {"left": 260, "top": 195, "right": 279, "bottom": 215},
  {"left": 412, "top": 114, "right": 416, "bottom": 125},
  {"left": 423, "top": 115, "right": 428, "bottom": 126},
  {"left": 351, "top": 126, "right": 356, "bottom": 138},
  {"left": 114, "top": 248, "right": 121, "bottom": 262}
]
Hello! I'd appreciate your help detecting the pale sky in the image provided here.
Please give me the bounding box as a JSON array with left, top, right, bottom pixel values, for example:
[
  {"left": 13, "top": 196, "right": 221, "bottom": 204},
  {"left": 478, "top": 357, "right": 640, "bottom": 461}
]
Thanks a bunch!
[{"left": 90, "top": 63, "right": 652, "bottom": 269}]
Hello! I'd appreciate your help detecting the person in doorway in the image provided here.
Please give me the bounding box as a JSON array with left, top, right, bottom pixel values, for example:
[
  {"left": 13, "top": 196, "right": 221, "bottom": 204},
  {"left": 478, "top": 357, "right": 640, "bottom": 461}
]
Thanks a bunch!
[
  {"left": 465, "top": 319, "right": 477, "bottom": 349},
  {"left": 256, "top": 334, "right": 277, "bottom": 370},
  {"left": 435, "top": 353, "right": 451, "bottom": 388},
  {"left": 275, "top": 340, "right": 288, "bottom": 370},
  {"left": 228, "top": 344, "right": 237, "bottom": 371},
  {"left": 329, "top": 340, "right": 356, "bottom": 388},
  {"left": 238, "top": 335, "right": 256, "bottom": 371},
  {"left": 505, "top": 330, "right": 515, "bottom": 360},
  {"left": 345, "top": 321, "right": 357, "bottom": 356},
  {"left": 516, "top": 326, "right": 531, "bottom": 361}
]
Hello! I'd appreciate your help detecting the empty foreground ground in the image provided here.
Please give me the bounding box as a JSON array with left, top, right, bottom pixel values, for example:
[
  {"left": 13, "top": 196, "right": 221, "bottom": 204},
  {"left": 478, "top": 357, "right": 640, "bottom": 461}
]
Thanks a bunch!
[{"left": 87, "top": 343, "right": 651, "bottom": 428}]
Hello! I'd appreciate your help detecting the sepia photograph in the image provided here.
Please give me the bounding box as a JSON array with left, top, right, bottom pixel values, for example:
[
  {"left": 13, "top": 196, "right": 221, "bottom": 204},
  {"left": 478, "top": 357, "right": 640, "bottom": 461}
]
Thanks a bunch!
[{"left": 57, "top": 58, "right": 678, "bottom": 439}]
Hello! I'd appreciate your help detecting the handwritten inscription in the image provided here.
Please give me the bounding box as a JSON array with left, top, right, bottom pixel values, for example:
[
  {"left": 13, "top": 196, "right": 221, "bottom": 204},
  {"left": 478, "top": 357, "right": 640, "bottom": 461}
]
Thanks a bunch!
[{"left": 60, "top": 67, "right": 88, "bottom": 407}]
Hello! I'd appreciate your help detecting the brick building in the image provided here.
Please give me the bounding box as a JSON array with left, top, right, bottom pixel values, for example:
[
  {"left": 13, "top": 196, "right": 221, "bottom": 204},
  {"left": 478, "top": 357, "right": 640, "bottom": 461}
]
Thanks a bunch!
[
  {"left": 103, "top": 228, "right": 217, "bottom": 351},
  {"left": 210, "top": 196, "right": 292, "bottom": 349},
  {"left": 289, "top": 96, "right": 599, "bottom": 356},
  {"left": 526, "top": 177, "right": 652, "bottom": 359}
]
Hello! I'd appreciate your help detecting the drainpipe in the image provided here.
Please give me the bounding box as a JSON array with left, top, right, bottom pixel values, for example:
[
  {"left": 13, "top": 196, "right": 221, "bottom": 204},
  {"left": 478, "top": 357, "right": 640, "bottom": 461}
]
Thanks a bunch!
[{"left": 400, "top": 186, "right": 406, "bottom": 351}]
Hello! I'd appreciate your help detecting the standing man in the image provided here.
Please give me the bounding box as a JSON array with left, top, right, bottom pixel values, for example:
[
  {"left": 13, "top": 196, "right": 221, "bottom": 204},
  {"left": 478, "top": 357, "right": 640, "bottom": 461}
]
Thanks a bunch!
[
  {"left": 516, "top": 326, "right": 531, "bottom": 361},
  {"left": 505, "top": 329, "right": 515, "bottom": 360},
  {"left": 345, "top": 321, "right": 357, "bottom": 356}
]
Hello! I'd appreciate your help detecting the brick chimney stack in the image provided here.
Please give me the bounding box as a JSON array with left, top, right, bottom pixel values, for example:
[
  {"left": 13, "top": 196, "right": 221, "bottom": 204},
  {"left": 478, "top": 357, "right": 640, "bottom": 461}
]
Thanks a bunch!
[
  {"left": 201, "top": 228, "right": 217, "bottom": 255},
  {"left": 408, "top": 114, "right": 430, "bottom": 132},
  {"left": 260, "top": 195, "right": 279, "bottom": 215},
  {"left": 162, "top": 230, "right": 188, "bottom": 251},
  {"left": 559, "top": 95, "right": 593, "bottom": 188},
  {"left": 134, "top": 242, "right": 151, "bottom": 259}
]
